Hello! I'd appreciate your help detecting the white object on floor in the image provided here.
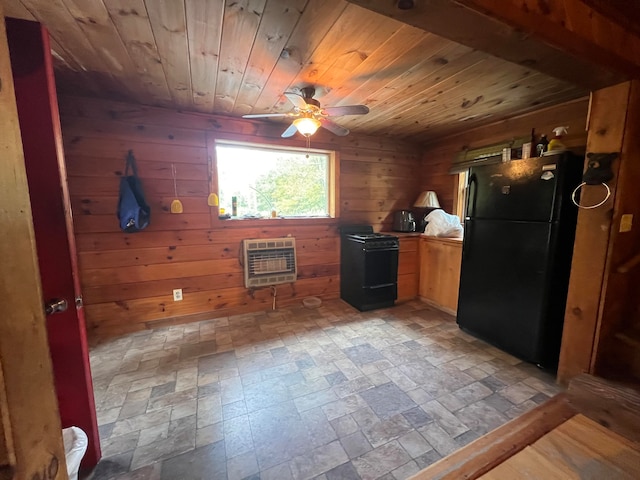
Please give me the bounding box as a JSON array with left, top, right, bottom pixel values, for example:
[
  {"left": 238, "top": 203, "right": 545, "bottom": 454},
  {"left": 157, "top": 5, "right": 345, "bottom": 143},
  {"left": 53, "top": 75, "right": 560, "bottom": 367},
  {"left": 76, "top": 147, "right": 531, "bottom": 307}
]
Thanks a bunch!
[
  {"left": 63, "top": 426, "right": 88, "bottom": 480},
  {"left": 303, "top": 296, "right": 322, "bottom": 308}
]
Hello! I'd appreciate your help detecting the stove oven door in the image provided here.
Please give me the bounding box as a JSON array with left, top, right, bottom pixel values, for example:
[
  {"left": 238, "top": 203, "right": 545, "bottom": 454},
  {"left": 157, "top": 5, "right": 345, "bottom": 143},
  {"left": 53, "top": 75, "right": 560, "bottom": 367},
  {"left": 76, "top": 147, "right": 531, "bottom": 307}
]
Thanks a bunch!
[{"left": 363, "top": 246, "right": 399, "bottom": 288}]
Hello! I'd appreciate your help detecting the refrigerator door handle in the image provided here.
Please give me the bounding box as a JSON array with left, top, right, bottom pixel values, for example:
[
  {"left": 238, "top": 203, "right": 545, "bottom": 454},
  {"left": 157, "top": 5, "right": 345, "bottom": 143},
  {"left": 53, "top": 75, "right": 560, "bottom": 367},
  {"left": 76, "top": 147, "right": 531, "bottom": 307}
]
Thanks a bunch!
[
  {"left": 467, "top": 172, "right": 478, "bottom": 219},
  {"left": 463, "top": 219, "right": 474, "bottom": 261}
]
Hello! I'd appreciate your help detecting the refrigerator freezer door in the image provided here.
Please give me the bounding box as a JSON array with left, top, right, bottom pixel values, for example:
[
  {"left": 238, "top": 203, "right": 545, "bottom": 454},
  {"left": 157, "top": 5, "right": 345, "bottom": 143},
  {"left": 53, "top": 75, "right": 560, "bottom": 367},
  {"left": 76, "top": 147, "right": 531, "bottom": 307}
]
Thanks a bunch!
[
  {"left": 467, "top": 157, "right": 561, "bottom": 222},
  {"left": 457, "top": 219, "right": 555, "bottom": 364}
]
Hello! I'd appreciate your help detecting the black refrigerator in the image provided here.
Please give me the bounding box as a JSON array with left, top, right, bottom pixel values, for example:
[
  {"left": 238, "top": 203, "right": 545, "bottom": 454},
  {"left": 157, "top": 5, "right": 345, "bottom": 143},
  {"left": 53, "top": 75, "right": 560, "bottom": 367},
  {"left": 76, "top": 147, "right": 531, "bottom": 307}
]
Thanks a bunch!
[{"left": 456, "top": 153, "right": 583, "bottom": 368}]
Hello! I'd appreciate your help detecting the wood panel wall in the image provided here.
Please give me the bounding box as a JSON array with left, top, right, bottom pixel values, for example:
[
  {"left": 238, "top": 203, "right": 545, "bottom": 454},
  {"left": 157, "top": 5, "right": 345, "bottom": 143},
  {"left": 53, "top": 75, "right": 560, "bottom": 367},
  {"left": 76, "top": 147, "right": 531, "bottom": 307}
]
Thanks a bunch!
[
  {"left": 419, "top": 97, "right": 591, "bottom": 214},
  {"left": 59, "top": 96, "right": 423, "bottom": 340}
]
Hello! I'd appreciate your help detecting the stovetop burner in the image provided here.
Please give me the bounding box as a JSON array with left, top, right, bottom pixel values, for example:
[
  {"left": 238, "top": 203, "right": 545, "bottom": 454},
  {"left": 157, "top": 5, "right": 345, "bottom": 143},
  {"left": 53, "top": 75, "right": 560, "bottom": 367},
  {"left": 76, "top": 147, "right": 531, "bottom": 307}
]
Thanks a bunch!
[
  {"left": 347, "top": 232, "right": 396, "bottom": 241},
  {"left": 340, "top": 225, "right": 398, "bottom": 247}
]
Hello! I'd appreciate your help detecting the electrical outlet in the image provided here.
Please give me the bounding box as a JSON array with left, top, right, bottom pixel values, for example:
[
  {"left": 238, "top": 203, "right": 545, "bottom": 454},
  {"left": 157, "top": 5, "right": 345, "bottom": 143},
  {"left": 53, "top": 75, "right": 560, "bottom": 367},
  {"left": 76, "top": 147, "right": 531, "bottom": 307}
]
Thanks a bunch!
[{"left": 173, "top": 289, "right": 183, "bottom": 301}]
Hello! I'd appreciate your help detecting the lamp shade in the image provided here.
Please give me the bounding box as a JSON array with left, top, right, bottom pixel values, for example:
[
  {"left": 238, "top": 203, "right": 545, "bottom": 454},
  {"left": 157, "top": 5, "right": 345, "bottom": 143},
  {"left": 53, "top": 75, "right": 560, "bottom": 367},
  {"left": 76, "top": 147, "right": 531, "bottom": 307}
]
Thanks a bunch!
[
  {"left": 414, "top": 191, "right": 440, "bottom": 208},
  {"left": 293, "top": 117, "right": 321, "bottom": 136}
]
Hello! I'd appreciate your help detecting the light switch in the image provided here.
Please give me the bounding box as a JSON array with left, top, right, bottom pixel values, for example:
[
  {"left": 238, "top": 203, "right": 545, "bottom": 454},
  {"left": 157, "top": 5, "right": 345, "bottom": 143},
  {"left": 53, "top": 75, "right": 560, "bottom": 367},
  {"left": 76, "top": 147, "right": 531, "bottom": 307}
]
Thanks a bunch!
[{"left": 620, "top": 214, "right": 633, "bottom": 232}]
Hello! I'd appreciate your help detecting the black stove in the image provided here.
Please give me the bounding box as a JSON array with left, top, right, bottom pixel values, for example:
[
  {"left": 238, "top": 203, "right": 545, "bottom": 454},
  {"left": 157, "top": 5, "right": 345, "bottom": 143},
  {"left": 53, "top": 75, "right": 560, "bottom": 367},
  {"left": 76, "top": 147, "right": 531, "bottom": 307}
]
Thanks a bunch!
[
  {"left": 345, "top": 232, "right": 399, "bottom": 249},
  {"left": 340, "top": 225, "right": 399, "bottom": 311}
]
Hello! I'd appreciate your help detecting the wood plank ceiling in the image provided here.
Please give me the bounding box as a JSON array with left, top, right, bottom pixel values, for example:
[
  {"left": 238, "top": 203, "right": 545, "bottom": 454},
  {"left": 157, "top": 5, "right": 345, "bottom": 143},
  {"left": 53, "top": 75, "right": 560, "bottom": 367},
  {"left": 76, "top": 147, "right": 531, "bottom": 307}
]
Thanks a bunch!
[{"left": 4, "top": 0, "right": 588, "bottom": 143}]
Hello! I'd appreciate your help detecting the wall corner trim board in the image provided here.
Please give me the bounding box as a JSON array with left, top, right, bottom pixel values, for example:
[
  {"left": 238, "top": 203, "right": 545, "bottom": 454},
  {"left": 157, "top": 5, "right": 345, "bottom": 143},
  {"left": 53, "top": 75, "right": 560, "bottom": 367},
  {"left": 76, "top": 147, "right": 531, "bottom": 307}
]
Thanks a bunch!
[{"left": 59, "top": 95, "right": 423, "bottom": 339}]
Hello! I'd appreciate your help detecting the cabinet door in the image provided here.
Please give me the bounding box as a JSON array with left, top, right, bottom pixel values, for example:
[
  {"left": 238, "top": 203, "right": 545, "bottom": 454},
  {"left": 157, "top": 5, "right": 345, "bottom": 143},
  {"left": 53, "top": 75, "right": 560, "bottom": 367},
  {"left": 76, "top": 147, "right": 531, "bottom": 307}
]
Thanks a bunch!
[
  {"left": 419, "top": 239, "right": 462, "bottom": 313},
  {"left": 398, "top": 237, "right": 419, "bottom": 301}
]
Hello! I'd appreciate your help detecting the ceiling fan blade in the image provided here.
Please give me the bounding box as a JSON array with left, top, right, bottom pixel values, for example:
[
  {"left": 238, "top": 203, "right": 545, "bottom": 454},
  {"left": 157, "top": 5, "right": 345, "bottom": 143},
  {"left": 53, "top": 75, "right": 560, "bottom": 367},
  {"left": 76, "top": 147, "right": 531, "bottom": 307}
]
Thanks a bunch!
[
  {"left": 242, "top": 113, "right": 291, "bottom": 118},
  {"left": 320, "top": 118, "right": 350, "bottom": 136},
  {"left": 284, "top": 92, "right": 308, "bottom": 109},
  {"left": 322, "top": 105, "right": 369, "bottom": 116},
  {"left": 281, "top": 123, "right": 298, "bottom": 138}
]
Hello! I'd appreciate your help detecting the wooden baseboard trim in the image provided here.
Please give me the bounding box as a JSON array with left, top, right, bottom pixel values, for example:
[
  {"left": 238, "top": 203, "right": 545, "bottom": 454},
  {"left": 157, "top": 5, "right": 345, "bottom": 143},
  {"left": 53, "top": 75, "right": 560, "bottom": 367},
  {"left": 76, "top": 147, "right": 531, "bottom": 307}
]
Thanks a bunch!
[
  {"left": 407, "top": 393, "right": 575, "bottom": 480},
  {"left": 418, "top": 297, "right": 457, "bottom": 316}
]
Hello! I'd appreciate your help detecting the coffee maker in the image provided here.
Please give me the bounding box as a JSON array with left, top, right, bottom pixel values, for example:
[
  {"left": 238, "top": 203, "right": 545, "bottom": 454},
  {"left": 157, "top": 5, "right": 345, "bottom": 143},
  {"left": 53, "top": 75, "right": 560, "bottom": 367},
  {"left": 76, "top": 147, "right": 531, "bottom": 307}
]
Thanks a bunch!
[{"left": 392, "top": 210, "right": 416, "bottom": 232}]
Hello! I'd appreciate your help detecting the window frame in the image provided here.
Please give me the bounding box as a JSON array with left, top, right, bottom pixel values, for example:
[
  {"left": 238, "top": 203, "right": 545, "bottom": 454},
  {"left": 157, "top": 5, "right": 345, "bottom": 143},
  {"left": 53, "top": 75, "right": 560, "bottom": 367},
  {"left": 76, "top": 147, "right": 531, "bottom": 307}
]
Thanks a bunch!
[
  {"left": 454, "top": 170, "right": 469, "bottom": 223},
  {"left": 210, "top": 139, "right": 339, "bottom": 224}
]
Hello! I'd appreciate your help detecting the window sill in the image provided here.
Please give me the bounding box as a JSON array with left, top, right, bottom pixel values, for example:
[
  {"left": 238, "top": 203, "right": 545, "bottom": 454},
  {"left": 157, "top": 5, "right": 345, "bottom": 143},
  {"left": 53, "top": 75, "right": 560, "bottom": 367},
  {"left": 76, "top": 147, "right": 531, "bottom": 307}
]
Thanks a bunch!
[{"left": 213, "top": 216, "right": 338, "bottom": 228}]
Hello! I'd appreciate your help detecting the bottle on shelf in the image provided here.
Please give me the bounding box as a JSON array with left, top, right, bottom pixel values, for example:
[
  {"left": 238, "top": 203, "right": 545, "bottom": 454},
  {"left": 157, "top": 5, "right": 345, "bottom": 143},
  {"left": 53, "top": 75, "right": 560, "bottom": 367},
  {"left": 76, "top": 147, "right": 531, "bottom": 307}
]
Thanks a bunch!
[
  {"left": 232, "top": 196, "right": 238, "bottom": 216},
  {"left": 536, "top": 134, "right": 549, "bottom": 157},
  {"left": 548, "top": 126, "right": 568, "bottom": 151}
]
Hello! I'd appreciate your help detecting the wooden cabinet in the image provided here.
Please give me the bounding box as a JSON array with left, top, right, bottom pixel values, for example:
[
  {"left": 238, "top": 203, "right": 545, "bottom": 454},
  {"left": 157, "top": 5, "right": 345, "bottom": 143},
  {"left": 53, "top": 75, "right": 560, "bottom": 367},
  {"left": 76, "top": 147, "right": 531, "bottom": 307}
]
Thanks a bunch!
[
  {"left": 419, "top": 236, "right": 463, "bottom": 314},
  {"left": 397, "top": 236, "right": 420, "bottom": 301}
]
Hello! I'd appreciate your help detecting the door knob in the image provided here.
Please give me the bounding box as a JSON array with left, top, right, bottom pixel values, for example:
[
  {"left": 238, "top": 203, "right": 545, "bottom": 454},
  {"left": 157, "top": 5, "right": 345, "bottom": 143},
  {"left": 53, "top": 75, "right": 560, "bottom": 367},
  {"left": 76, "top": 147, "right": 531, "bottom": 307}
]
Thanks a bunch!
[{"left": 45, "top": 298, "right": 68, "bottom": 315}]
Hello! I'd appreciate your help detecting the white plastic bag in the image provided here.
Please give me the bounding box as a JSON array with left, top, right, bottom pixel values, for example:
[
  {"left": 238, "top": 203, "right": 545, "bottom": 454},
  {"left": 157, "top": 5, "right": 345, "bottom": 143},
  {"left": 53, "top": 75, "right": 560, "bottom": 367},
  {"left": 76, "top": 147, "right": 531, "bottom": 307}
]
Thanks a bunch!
[
  {"left": 424, "top": 209, "right": 464, "bottom": 238},
  {"left": 62, "top": 426, "right": 88, "bottom": 480}
]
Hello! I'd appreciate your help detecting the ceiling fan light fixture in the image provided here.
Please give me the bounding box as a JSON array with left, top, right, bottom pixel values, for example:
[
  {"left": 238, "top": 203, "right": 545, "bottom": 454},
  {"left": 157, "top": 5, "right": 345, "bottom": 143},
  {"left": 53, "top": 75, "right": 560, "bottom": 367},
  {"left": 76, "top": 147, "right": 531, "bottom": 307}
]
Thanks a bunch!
[{"left": 293, "top": 117, "right": 321, "bottom": 136}]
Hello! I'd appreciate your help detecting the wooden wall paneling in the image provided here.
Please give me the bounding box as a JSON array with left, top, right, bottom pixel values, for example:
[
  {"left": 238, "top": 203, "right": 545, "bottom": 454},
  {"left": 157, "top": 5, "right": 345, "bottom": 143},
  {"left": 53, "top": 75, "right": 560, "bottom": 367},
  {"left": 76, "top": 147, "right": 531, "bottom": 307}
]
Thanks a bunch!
[
  {"left": 82, "top": 263, "right": 340, "bottom": 305},
  {"left": 102, "top": 0, "right": 172, "bottom": 104},
  {"left": 62, "top": 116, "right": 207, "bottom": 146},
  {"left": 0, "top": 5, "right": 67, "bottom": 476},
  {"left": 232, "top": 0, "right": 307, "bottom": 116},
  {"left": 58, "top": 94, "right": 427, "bottom": 154},
  {"left": 145, "top": 0, "right": 192, "bottom": 105},
  {"left": 214, "top": 0, "right": 266, "bottom": 113},
  {"left": 60, "top": 95, "right": 423, "bottom": 339},
  {"left": 424, "top": 97, "right": 590, "bottom": 153},
  {"left": 557, "top": 82, "right": 631, "bottom": 385},
  {"left": 246, "top": 0, "right": 347, "bottom": 114},
  {"left": 78, "top": 236, "right": 338, "bottom": 270},
  {"left": 184, "top": 0, "right": 223, "bottom": 110},
  {"left": 68, "top": 175, "right": 208, "bottom": 197},
  {"left": 591, "top": 79, "right": 640, "bottom": 378},
  {"left": 64, "top": 140, "right": 207, "bottom": 167},
  {"left": 419, "top": 98, "right": 590, "bottom": 214},
  {"left": 86, "top": 275, "right": 340, "bottom": 331},
  {"left": 76, "top": 223, "right": 339, "bottom": 250},
  {"left": 65, "top": 155, "right": 209, "bottom": 179}
]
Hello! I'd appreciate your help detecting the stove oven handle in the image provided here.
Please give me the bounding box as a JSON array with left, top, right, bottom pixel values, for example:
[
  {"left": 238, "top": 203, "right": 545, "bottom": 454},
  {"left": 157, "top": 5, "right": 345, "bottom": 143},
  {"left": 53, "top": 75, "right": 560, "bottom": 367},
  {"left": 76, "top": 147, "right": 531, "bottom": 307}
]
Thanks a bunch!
[
  {"left": 364, "top": 283, "right": 396, "bottom": 290},
  {"left": 362, "top": 246, "right": 399, "bottom": 252}
]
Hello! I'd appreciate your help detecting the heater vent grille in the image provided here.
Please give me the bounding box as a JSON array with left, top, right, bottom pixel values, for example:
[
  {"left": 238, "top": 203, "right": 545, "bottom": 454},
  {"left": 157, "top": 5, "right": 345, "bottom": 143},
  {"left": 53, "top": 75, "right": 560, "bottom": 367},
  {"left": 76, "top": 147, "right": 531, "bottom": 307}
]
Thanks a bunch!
[{"left": 243, "top": 238, "right": 297, "bottom": 288}]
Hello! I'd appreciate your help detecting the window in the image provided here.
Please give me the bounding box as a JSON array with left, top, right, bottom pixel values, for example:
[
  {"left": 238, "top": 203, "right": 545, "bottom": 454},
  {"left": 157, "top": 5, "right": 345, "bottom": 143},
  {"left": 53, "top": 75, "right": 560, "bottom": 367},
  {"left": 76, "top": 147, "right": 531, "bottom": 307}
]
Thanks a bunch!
[
  {"left": 215, "top": 142, "right": 335, "bottom": 219},
  {"left": 454, "top": 170, "right": 469, "bottom": 222}
]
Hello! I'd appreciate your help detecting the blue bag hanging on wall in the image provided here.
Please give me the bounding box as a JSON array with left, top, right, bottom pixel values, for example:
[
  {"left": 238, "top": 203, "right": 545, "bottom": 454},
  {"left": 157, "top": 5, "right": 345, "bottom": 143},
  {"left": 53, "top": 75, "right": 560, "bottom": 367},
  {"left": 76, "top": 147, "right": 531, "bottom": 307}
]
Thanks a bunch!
[{"left": 117, "top": 150, "right": 151, "bottom": 232}]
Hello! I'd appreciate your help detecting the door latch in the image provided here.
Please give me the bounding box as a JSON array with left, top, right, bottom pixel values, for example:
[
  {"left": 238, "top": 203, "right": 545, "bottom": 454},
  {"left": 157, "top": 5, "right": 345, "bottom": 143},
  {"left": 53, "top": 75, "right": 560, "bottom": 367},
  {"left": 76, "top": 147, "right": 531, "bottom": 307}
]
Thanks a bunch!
[{"left": 45, "top": 298, "right": 68, "bottom": 315}]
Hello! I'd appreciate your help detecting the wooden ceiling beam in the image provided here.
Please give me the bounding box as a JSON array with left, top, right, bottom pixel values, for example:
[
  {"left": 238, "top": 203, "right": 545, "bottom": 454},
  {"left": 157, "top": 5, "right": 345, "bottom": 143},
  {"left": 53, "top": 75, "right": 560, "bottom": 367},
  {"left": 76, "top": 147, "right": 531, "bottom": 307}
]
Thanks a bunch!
[{"left": 344, "top": 0, "right": 637, "bottom": 90}]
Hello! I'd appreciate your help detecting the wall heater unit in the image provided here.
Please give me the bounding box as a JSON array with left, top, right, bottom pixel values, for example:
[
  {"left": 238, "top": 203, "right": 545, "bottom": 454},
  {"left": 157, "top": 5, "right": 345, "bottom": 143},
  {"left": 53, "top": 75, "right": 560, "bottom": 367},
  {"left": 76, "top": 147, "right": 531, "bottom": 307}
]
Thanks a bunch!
[{"left": 242, "top": 237, "right": 297, "bottom": 288}]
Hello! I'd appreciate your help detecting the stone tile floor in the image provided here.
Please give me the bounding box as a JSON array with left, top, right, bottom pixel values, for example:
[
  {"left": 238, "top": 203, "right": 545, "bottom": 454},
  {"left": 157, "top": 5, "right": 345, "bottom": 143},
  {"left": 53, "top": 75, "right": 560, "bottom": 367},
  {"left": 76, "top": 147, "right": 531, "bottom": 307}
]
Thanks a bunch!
[{"left": 84, "top": 299, "right": 562, "bottom": 480}]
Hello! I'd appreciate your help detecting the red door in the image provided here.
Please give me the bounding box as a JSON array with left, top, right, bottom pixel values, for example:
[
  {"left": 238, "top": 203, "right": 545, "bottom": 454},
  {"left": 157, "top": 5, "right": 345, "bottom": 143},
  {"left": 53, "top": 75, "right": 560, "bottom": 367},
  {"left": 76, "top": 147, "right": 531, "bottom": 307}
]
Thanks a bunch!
[{"left": 7, "top": 18, "right": 101, "bottom": 468}]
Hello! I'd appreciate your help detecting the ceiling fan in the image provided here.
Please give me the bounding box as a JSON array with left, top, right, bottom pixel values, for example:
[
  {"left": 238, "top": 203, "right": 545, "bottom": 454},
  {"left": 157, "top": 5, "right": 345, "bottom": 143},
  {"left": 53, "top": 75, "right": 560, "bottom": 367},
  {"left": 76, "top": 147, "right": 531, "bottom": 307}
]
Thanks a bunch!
[{"left": 242, "top": 87, "right": 369, "bottom": 138}]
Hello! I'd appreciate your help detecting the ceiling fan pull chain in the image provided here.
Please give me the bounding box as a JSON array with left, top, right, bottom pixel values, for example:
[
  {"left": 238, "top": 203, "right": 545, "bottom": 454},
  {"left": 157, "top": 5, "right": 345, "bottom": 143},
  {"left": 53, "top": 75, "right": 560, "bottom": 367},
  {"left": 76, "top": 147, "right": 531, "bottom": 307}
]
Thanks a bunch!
[{"left": 306, "top": 135, "right": 311, "bottom": 158}]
